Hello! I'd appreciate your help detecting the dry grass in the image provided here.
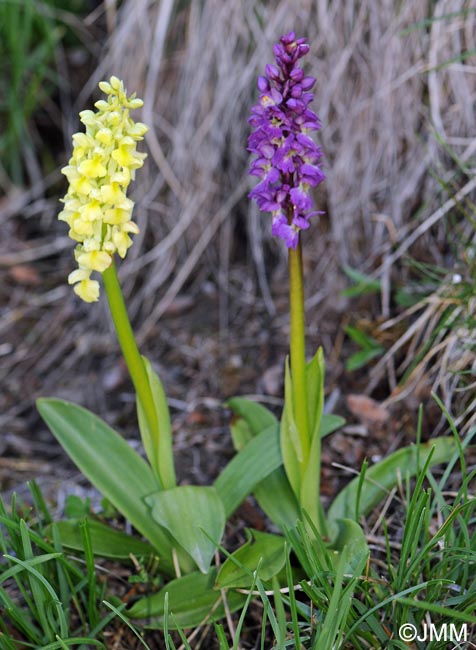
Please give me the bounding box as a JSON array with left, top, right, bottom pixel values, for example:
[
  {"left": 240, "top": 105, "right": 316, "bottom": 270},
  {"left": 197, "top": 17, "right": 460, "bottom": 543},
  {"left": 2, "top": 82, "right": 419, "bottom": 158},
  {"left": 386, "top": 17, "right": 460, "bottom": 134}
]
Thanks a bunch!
[
  {"left": 100, "top": 0, "right": 476, "bottom": 314},
  {"left": 1, "top": 0, "right": 476, "bottom": 445}
]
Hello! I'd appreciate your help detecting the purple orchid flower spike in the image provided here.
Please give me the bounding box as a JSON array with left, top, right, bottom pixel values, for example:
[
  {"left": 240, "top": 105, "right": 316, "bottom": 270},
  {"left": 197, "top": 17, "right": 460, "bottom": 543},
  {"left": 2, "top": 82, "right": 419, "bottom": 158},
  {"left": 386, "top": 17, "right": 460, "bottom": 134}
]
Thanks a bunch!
[{"left": 248, "top": 32, "right": 324, "bottom": 248}]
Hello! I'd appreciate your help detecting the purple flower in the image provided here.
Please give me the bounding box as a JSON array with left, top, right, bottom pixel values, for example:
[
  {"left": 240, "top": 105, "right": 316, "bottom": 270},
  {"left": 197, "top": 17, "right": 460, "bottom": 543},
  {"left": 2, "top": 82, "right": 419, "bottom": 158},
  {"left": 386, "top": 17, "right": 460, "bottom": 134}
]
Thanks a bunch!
[
  {"left": 290, "top": 187, "right": 313, "bottom": 212},
  {"left": 247, "top": 32, "right": 324, "bottom": 248}
]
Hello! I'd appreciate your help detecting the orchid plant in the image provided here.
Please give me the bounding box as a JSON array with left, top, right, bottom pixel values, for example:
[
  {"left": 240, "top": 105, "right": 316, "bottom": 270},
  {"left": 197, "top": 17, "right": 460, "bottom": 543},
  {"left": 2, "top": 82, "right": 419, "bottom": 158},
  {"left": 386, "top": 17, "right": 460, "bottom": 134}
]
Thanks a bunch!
[
  {"left": 216, "top": 32, "right": 457, "bottom": 590},
  {"left": 38, "top": 39, "right": 457, "bottom": 629}
]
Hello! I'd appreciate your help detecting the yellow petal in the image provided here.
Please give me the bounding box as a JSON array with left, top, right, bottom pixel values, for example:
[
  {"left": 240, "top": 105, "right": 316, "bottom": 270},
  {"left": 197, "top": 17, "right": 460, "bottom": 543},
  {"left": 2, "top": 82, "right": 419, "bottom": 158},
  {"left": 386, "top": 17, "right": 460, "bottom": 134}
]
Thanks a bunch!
[
  {"left": 77, "top": 250, "right": 112, "bottom": 273},
  {"left": 72, "top": 215, "right": 96, "bottom": 236},
  {"left": 104, "top": 207, "right": 131, "bottom": 225},
  {"left": 58, "top": 208, "right": 73, "bottom": 223},
  {"left": 127, "top": 97, "right": 144, "bottom": 109},
  {"left": 79, "top": 110, "right": 96, "bottom": 126},
  {"left": 95, "top": 128, "right": 113, "bottom": 145},
  {"left": 98, "top": 80, "right": 113, "bottom": 94},
  {"left": 111, "top": 145, "right": 137, "bottom": 167},
  {"left": 80, "top": 199, "right": 103, "bottom": 221},
  {"left": 94, "top": 99, "right": 111, "bottom": 112},
  {"left": 109, "top": 76, "right": 122, "bottom": 91},
  {"left": 61, "top": 164, "right": 79, "bottom": 181},
  {"left": 70, "top": 175, "right": 94, "bottom": 196},
  {"left": 111, "top": 168, "right": 131, "bottom": 185},
  {"left": 112, "top": 229, "right": 132, "bottom": 258},
  {"left": 122, "top": 220, "right": 140, "bottom": 234},
  {"left": 78, "top": 156, "right": 107, "bottom": 178},
  {"left": 99, "top": 182, "right": 126, "bottom": 205},
  {"left": 74, "top": 279, "right": 100, "bottom": 302},
  {"left": 127, "top": 122, "right": 148, "bottom": 138},
  {"left": 68, "top": 268, "right": 90, "bottom": 284},
  {"left": 72, "top": 133, "right": 94, "bottom": 149}
]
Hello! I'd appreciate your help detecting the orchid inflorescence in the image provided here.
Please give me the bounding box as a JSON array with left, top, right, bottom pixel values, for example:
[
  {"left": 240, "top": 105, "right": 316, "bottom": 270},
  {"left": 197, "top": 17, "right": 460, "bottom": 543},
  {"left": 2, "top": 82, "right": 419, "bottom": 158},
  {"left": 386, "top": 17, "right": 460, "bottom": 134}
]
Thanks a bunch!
[
  {"left": 59, "top": 76, "right": 148, "bottom": 302},
  {"left": 248, "top": 32, "right": 325, "bottom": 248}
]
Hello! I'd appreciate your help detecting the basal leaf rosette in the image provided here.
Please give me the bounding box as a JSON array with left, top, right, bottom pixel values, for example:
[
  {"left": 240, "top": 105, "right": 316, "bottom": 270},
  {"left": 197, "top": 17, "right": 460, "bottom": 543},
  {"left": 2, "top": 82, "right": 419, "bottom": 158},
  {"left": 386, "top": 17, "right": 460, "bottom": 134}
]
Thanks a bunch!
[{"left": 59, "top": 76, "right": 148, "bottom": 302}]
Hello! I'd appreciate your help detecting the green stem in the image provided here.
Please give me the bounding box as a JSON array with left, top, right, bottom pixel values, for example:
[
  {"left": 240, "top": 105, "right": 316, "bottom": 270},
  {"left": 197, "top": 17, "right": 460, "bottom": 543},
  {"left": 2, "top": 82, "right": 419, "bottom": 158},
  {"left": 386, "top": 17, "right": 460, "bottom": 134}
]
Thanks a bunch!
[
  {"left": 102, "top": 260, "right": 158, "bottom": 445},
  {"left": 288, "top": 238, "right": 310, "bottom": 464}
]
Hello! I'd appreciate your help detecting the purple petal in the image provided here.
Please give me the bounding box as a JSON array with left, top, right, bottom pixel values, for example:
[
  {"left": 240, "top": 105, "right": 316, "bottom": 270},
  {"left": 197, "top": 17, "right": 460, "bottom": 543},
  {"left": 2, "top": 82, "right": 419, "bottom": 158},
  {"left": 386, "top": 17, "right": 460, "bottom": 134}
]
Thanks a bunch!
[
  {"left": 301, "top": 76, "right": 316, "bottom": 90},
  {"left": 290, "top": 187, "right": 312, "bottom": 211},
  {"left": 290, "top": 68, "right": 304, "bottom": 82},
  {"left": 257, "top": 76, "right": 269, "bottom": 92},
  {"left": 293, "top": 214, "right": 311, "bottom": 229},
  {"left": 265, "top": 63, "right": 280, "bottom": 80},
  {"left": 280, "top": 32, "right": 296, "bottom": 45},
  {"left": 301, "top": 163, "right": 325, "bottom": 186}
]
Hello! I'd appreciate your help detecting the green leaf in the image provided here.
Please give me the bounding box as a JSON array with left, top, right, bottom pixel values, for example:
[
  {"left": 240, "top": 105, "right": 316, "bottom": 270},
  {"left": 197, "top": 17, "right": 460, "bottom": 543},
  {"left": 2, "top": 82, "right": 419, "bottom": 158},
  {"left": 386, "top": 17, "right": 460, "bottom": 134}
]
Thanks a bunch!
[
  {"left": 344, "top": 325, "right": 385, "bottom": 370},
  {"left": 300, "top": 349, "right": 327, "bottom": 532},
  {"left": 36, "top": 398, "right": 176, "bottom": 576},
  {"left": 344, "top": 325, "right": 385, "bottom": 371},
  {"left": 137, "top": 356, "right": 176, "bottom": 489},
  {"left": 216, "top": 530, "right": 287, "bottom": 589},
  {"left": 301, "top": 452, "right": 326, "bottom": 534},
  {"left": 320, "top": 414, "right": 346, "bottom": 438},
  {"left": 280, "top": 359, "right": 302, "bottom": 498},
  {"left": 300, "top": 436, "right": 326, "bottom": 534},
  {"left": 226, "top": 397, "right": 277, "bottom": 447},
  {"left": 345, "top": 324, "right": 381, "bottom": 350},
  {"left": 252, "top": 467, "right": 301, "bottom": 531},
  {"left": 64, "top": 494, "right": 90, "bottom": 518},
  {"left": 341, "top": 266, "right": 381, "bottom": 297},
  {"left": 146, "top": 486, "right": 225, "bottom": 574},
  {"left": 227, "top": 394, "right": 343, "bottom": 533},
  {"left": 326, "top": 518, "right": 369, "bottom": 575},
  {"left": 227, "top": 398, "right": 300, "bottom": 531},
  {"left": 214, "top": 423, "right": 282, "bottom": 518},
  {"left": 327, "top": 437, "right": 458, "bottom": 522},
  {"left": 127, "top": 569, "right": 247, "bottom": 628},
  {"left": 45, "top": 519, "right": 155, "bottom": 561},
  {"left": 305, "top": 347, "right": 325, "bottom": 443},
  {"left": 346, "top": 346, "right": 384, "bottom": 371}
]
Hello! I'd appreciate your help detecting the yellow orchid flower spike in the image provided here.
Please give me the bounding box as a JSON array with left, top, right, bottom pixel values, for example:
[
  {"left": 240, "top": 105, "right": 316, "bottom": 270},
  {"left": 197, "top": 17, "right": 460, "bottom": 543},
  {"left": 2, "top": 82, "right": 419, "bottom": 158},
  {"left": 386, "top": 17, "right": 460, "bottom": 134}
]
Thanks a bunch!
[{"left": 59, "top": 76, "right": 148, "bottom": 302}]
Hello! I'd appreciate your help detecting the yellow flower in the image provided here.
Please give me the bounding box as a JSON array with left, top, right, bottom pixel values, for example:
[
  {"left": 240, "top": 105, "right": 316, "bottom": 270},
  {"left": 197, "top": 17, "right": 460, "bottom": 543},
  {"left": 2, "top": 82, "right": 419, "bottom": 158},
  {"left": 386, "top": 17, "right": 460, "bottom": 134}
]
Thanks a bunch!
[
  {"left": 76, "top": 250, "right": 112, "bottom": 273},
  {"left": 99, "top": 182, "right": 126, "bottom": 205},
  {"left": 112, "top": 228, "right": 133, "bottom": 258},
  {"left": 78, "top": 156, "right": 107, "bottom": 179},
  {"left": 59, "top": 77, "right": 148, "bottom": 301},
  {"left": 74, "top": 279, "right": 101, "bottom": 303},
  {"left": 111, "top": 144, "right": 137, "bottom": 167},
  {"left": 104, "top": 207, "right": 131, "bottom": 225}
]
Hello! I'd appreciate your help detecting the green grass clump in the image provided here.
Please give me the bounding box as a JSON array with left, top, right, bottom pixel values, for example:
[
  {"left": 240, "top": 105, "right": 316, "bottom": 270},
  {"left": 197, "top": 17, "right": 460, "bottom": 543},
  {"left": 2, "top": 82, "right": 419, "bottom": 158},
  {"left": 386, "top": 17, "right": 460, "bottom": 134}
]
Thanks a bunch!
[
  {"left": 279, "top": 422, "right": 476, "bottom": 649},
  {"left": 0, "top": 481, "right": 118, "bottom": 650},
  {"left": 0, "top": 0, "right": 61, "bottom": 186},
  {"left": 0, "top": 0, "right": 91, "bottom": 187}
]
